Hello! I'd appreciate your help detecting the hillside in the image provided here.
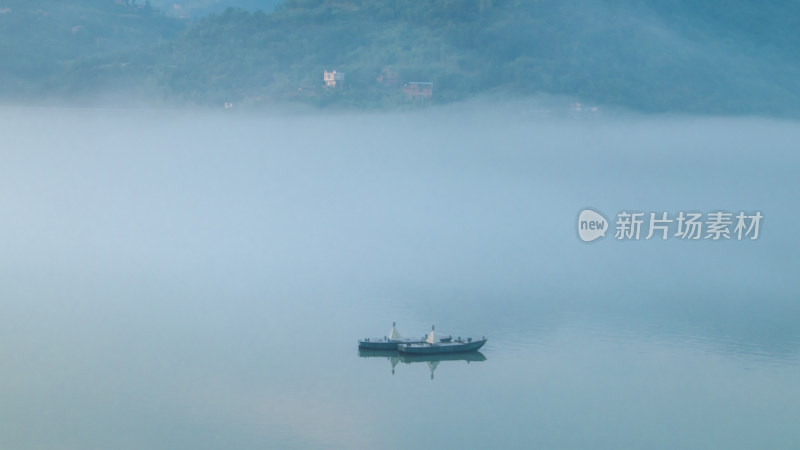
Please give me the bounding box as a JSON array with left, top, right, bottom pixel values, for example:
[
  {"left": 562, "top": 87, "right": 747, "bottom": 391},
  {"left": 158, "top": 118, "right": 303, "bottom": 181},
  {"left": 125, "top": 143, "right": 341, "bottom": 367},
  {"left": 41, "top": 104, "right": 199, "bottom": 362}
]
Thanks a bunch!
[
  {"left": 0, "top": 0, "right": 183, "bottom": 100},
  {"left": 149, "top": 0, "right": 282, "bottom": 19},
  {"left": 2, "top": 0, "right": 799, "bottom": 114},
  {"left": 158, "top": 0, "right": 800, "bottom": 113}
]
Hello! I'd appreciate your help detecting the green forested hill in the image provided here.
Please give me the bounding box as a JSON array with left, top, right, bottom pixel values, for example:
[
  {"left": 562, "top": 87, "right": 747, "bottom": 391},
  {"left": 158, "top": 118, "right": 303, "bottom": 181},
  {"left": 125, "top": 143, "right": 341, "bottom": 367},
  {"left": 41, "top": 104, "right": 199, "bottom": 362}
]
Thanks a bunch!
[
  {"left": 149, "top": 0, "right": 282, "bottom": 18},
  {"left": 2, "top": 0, "right": 799, "bottom": 114},
  {"left": 0, "top": 0, "right": 183, "bottom": 98}
]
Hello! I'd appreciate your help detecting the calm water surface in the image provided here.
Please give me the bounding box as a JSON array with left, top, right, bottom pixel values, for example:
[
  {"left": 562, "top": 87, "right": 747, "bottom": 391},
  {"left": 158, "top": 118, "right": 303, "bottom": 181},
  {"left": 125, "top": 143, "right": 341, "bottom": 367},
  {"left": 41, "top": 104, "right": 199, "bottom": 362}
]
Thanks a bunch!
[{"left": 0, "top": 106, "right": 798, "bottom": 449}]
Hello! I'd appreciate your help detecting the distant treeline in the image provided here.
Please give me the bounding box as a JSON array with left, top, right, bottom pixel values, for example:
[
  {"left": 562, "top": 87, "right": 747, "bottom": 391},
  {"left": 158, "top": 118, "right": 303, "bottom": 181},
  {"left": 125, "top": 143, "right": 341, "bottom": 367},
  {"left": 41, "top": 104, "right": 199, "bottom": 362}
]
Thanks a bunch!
[{"left": 1, "top": 0, "right": 799, "bottom": 114}]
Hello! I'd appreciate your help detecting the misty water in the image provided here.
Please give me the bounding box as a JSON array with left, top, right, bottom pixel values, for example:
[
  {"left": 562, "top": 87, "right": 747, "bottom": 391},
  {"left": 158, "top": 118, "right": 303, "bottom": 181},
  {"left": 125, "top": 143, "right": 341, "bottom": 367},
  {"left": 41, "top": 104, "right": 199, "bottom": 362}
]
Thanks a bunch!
[{"left": 1, "top": 104, "right": 798, "bottom": 449}]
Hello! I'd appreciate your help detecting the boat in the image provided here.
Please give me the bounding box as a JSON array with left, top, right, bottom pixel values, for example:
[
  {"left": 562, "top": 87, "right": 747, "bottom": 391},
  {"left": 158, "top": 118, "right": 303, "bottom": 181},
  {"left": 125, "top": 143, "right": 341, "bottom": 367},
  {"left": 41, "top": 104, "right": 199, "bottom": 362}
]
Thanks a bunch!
[
  {"left": 357, "top": 322, "right": 425, "bottom": 350},
  {"left": 397, "top": 325, "right": 487, "bottom": 355}
]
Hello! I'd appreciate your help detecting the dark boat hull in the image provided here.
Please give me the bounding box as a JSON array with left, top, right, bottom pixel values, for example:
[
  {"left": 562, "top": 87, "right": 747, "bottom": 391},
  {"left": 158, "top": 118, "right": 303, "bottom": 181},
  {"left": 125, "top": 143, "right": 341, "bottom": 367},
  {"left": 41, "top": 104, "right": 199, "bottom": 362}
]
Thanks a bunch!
[
  {"left": 397, "top": 339, "right": 487, "bottom": 354},
  {"left": 358, "top": 338, "right": 424, "bottom": 350}
]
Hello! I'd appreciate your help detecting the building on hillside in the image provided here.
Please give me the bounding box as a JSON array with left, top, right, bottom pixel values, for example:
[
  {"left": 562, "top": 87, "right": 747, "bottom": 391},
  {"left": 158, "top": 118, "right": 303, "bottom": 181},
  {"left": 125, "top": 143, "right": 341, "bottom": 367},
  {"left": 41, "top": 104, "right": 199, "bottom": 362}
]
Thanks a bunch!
[
  {"left": 323, "top": 70, "right": 345, "bottom": 87},
  {"left": 376, "top": 67, "right": 400, "bottom": 87},
  {"left": 402, "top": 82, "right": 433, "bottom": 100}
]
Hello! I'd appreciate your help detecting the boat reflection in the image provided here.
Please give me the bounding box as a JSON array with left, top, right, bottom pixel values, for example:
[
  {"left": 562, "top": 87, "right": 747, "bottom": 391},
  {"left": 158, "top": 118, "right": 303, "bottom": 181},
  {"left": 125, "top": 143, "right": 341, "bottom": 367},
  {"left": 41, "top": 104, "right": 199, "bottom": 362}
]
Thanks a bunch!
[{"left": 358, "top": 349, "right": 487, "bottom": 379}]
